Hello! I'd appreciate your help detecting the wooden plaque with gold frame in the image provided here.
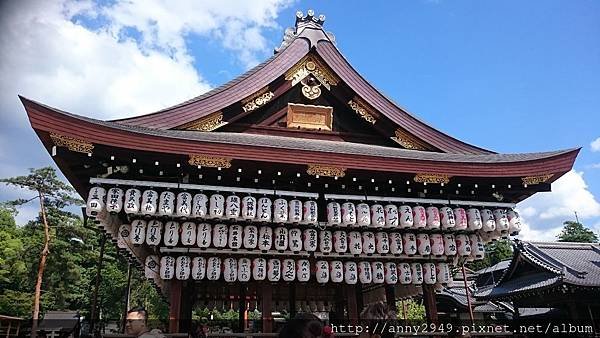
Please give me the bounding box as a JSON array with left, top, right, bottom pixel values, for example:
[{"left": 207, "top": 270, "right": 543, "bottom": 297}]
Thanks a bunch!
[{"left": 286, "top": 103, "right": 333, "bottom": 131}]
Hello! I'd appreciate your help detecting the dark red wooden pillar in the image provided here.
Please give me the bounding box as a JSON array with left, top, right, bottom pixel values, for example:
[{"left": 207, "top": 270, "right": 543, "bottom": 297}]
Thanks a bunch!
[
  {"left": 169, "top": 280, "right": 182, "bottom": 333},
  {"left": 422, "top": 284, "right": 438, "bottom": 324},
  {"left": 346, "top": 285, "right": 358, "bottom": 324},
  {"left": 385, "top": 285, "right": 397, "bottom": 315},
  {"left": 261, "top": 284, "right": 273, "bottom": 333}
]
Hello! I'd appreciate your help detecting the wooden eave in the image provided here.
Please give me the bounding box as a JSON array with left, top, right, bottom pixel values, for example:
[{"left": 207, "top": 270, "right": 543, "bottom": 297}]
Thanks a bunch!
[{"left": 22, "top": 96, "right": 579, "bottom": 181}]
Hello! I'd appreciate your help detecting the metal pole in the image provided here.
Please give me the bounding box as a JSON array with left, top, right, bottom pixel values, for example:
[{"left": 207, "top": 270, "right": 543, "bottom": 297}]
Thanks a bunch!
[
  {"left": 575, "top": 211, "right": 579, "bottom": 223},
  {"left": 90, "top": 234, "right": 106, "bottom": 336},
  {"left": 462, "top": 265, "right": 475, "bottom": 325},
  {"left": 121, "top": 263, "right": 132, "bottom": 333}
]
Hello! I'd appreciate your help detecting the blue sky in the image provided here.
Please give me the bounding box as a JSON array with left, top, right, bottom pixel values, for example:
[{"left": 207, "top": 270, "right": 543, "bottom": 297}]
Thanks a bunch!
[{"left": 0, "top": 0, "right": 599, "bottom": 239}]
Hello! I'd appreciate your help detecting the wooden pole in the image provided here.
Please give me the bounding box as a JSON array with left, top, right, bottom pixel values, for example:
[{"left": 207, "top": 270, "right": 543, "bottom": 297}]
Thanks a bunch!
[
  {"left": 261, "top": 284, "right": 273, "bottom": 333},
  {"left": 31, "top": 192, "right": 50, "bottom": 338},
  {"left": 422, "top": 285, "right": 438, "bottom": 324},
  {"left": 289, "top": 284, "right": 296, "bottom": 318},
  {"left": 346, "top": 285, "right": 358, "bottom": 324},
  {"left": 121, "top": 263, "right": 132, "bottom": 333},
  {"left": 385, "top": 285, "right": 396, "bottom": 311},
  {"left": 238, "top": 285, "right": 246, "bottom": 333},
  {"left": 462, "top": 265, "right": 474, "bottom": 324},
  {"left": 90, "top": 234, "right": 106, "bottom": 336},
  {"left": 169, "top": 280, "right": 183, "bottom": 333}
]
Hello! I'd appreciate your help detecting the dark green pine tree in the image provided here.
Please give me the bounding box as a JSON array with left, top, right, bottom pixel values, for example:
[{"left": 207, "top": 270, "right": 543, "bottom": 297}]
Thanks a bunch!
[{"left": 557, "top": 221, "right": 599, "bottom": 243}]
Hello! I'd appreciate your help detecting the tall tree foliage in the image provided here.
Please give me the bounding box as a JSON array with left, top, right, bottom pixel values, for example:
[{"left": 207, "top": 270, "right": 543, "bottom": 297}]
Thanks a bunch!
[
  {"left": 1, "top": 167, "right": 79, "bottom": 335},
  {"left": 467, "top": 239, "right": 513, "bottom": 271},
  {"left": 557, "top": 221, "right": 599, "bottom": 243}
]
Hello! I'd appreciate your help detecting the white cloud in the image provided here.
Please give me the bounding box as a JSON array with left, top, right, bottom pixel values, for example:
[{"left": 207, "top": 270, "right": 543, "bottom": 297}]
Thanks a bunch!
[
  {"left": 516, "top": 170, "right": 600, "bottom": 242},
  {"left": 591, "top": 137, "right": 600, "bottom": 152},
  {"left": 587, "top": 163, "right": 600, "bottom": 170}
]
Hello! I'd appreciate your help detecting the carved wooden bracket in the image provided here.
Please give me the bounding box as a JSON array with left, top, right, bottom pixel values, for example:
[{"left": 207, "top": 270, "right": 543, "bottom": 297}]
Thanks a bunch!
[
  {"left": 348, "top": 97, "right": 376, "bottom": 124},
  {"left": 50, "top": 133, "right": 94, "bottom": 153},
  {"left": 307, "top": 164, "right": 346, "bottom": 177},
  {"left": 522, "top": 174, "right": 553, "bottom": 185},
  {"left": 178, "top": 112, "right": 225, "bottom": 131},
  {"left": 414, "top": 173, "right": 451, "bottom": 184},
  {"left": 188, "top": 155, "right": 232, "bottom": 168}
]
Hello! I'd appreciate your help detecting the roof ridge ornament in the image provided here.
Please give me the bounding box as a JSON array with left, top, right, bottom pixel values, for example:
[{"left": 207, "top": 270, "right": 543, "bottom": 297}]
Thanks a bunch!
[{"left": 275, "top": 9, "right": 336, "bottom": 53}]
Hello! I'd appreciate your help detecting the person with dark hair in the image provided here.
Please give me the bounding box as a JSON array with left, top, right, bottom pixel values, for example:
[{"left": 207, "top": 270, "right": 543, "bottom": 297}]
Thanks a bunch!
[
  {"left": 125, "top": 307, "right": 165, "bottom": 338},
  {"left": 278, "top": 313, "right": 333, "bottom": 338}
]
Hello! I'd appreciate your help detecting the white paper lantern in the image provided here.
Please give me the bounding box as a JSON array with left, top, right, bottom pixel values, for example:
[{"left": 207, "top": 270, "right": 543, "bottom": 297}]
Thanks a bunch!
[
  {"left": 145, "top": 220, "right": 162, "bottom": 246},
  {"left": 507, "top": 210, "right": 522, "bottom": 235},
  {"left": 390, "top": 233, "right": 403, "bottom": 255},
  {"left": 453, "top": 208, "right": 468, "bottom": 230},
  {"left": 163, "top": 221, "right": 179, "bottom": 247},
  {"left": 223, "top": 258, "right": 238, "bottom": 282},
  {"left": 399, "top": 205, "right": 414, "bottom": 229},
  {"left": 316, "top": 261, "right": 329, "bottom": 284},
  {"left": 238, "top": 258, "right": 251, "bottom": 282},
  {"left": 158, "top": 191, "right": 175, "bottom": 217},
  {"left": 282, "top": 259, "right": 296, "bottom": 282},
  {"left": 212, "top": 224, "right": 228, "bottom": 248},
  {"left": 319, "top": 230, "right": 333, "bottom": 253},
  {"left": 371, "top": 261, "right": 385, "bottom": 284},
  {"left": 273, "top": 198, "right": 288, "bottom": 223},
  {"left": 481, "top": 209, "right": 496, "bottom": 232},
  {"left": 243, "top": 225, "right": 258, "bottom": 249},
  {"left": 228, "top": 224, "right": 243, "bottom": 249},
  {"left": 456, "top": 234, "right": 472, "bottom": 257},
  {"left": 384, "top": 204, "right": 399, "bottom": 228},
  {"left": 333, "top": 230, "right": 348, "bottom": 253},
  {"left": 384, "top": 262, "right": 398, "bottom": 284},
  {"left": 175, "top": 192, "right": 192, "bottom": 218},
  {"left": 257, "top": 197, "right": 272, "bottom": 222},
  {"left": 330, "top": 261, "right": 344, "bottom": 283},
  {"left": 411, "top": 263, "right": 423, "bottom": 284},
  {"left": 191, "top": 257, "right": 206, "bottom": 280},
  {"left": 443, "top": 234, "right": 457, "bottom": 256},
  {"left": 370, "top": 204, "right": 385, "bottom": 228},
  {"left": 176, "top": 256, "right": 191, "bottom": 280},
  {"left": 402, "top": 233, "right": 417, "bottom": 255},
  {"left": 440, "top": 207, "right": 456, "bottom": 229},
  {"left": 375, "top": 232, "right": 390, "bottom": 254},
  {"left": 145, "top": 255, "right": 160, "bottom": 279},
  {"left": 341, "top": 202, "right": 357, "bottom": 226},
  {"left": 416, "top": 233, "right": 431, "bottom": 256},
  {"left": 412, "top": 206, "right": 427, "bottom": 228},
  {"left": 192, "top": 193, "right": 208, "bottom": 218},
  {"left": 130, "top": 220, "right": 146, "bottom": 245},
  {"left": 426, "top": 206, "right": 441, "bottom": 229},
  {"left": 398, "top": 263, "right": 412, "bottom": 284},
  {"left": 422, "top": 262, "right": 437, "bottom": 285},
  {"left": 358, "top": 261, "right": 372, "bottom": 284},
  {"left": 288, "top": 199, "right": 303, "bottom": 223},
  {"left": 289, "top": 228, "right": 303, "bottom": 252},
  {"left": 362, "top": 232, "right": 376, "bottom": 254},
  {"left": 86, "top": 186, "right": 106, "bottom": 216},
  {"left": 209, "top": 194, "right": 225, "bottom": 219},
  {"left": 141, "top": 190, "right": 158, "bottom": 216},
  {"left": 241, "top": 196, "right": 257, "bottom": 220},
  {"left": 356, "top": 203, "right": 371, "bottom": 227},
  {"left": 348, "top": 231, "right": 363, "bottom": 255},
  {"left": 207, "top": 257, "right": 221, "bottom": 281},
  {"left": 296, "top": 259, "right": 310, "bottom": 282},
  {"left": 258, "top": 226, "right": 273, "bottom": 251},
  {"left": 160, "top": 256, "right": 175, "bottom": 280},
  {"left": 493, "top": 209, "right": 510, "bottom": 235},
  {"left": 267, "top": 259, "right": 281, "bottom": 281},
  {"left": 252, "top": 258, "right": 267, "bottom": 281},
  {"left": 225, "top": 195, "right": 241, "bottom": 219},
  {"left": 181, "top": 222, "right": 197, "bottom": 246},
  {"left": 106, "top": 187, "right": 124, "bottom": 214},
  {"left": 197, "top": 223, "right": 212, "bottom": 248},
  {"left": 430, "top": 233, "right": 444, "bottom": 256},
  {"left": 436, "top": 263, "right": 452, "bottom": 284},
  {"left": 274, "top": 227, "right": 289, "bottom": 251},
  {"left": 470, "top": 234, "right": 485, "bottom": 260},
  {"left": 124, "top": 188, "right": 141, "bottom": 214},
  {"left": 327, "top": 201, "right": 342, "bottom": 226},
  {"left": 344, "top": 261, "right": 358, "bottom": 285},
  {"left": 303, "top": 200, "right": 318, "bottom": 225},
  {"left": 117, "top": 224, "right": 131, "bottom": 249},
  {"left": 303, "top": 229, "right": 318, "bottom": 252},
  {"left": 467, "top": 208, "right": 483, "bottom": 230}
]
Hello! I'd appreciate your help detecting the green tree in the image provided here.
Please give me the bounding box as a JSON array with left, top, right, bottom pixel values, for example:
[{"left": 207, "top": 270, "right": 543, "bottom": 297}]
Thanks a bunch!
[
  {"left": 557, "top": 221, "right": 599, "bottom": 243},
  {"left": 397, "top": 299, "right": 425, "bottom": 320},
  {"left": 1, "top": 167, "right": 80, "bottom": 336},
  {"left": 467, "top": 239, "right": 513, "bottom": 271}
]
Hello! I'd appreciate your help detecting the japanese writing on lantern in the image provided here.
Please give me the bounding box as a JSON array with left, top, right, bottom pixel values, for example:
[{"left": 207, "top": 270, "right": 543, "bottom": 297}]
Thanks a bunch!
[
  {"left": 126, "top": 190, "right": 139, "bottom": 211},
  {"left": 284, "top": 260, "right": 295, "bottom": 280},
  {"left": 160, "top": 192, "right": 173, "bottom": 214},
  {"left": 178, "top": 193, "right": 190, "bottom": 215},
  {"left": 165, "top": 222, "right": 178, "bottom": 245},
  {"left": 260, "top": 228, "right": 272, "bottom": 249},
  {"left": 321, "top": 231, "right": 332, "bottom": 252},
  {"left": 258, "top": 198, "right": 271, "bottom": 220},
  {"left": 147, "top": 221, "right": 160, "bottom": 244},
  {"left": 298, "top": 260, "right": 310, "bottom": 280},
  {"left": 227, "top": 196, "right": 240, "bottom": 217},
  {"left": 144, "top": 191, "right": 156, "bottom": 212},
  {"left": 333, "top": 261, "right": 343, "bottom": 280},
  {"left": 199, "top": 224, "right": 210, "bottom": 247},
  {"left": 230, "top": 226, "right": 240, "bottom": 248},
  {"left": 108, "top": 189, "right": 121, "bottom": 210}
]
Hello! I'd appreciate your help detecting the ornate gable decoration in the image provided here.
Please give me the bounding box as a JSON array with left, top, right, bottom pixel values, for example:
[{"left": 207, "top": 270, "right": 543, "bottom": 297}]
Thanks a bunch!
[
  {"left": 178, "top": 112, "right": 226, "bottom": 131},
  {"left": 275, "top": 10, "right": 336, "bottom": 53},
  {"left": 522, "top": 174, "right": 553, "bottom": 185},
  {"left": 392, "top": 128, "right": 429, "bottom": 151},
  {"left": 414, "top": 173, "right": 451, "bottom": 184},
  {"left": 348, "top": 97, "right": 376, "bottom": 124},
  {"left": 188, "top": 155, "right": 232, "bottom": 168},
  {"left": 241, "top": 87, "right": 275, "bottom": 113},
  {"left": 307, "top": 164, "right": 346, "bottom": 177},
  {"left": 285, "top": 55, "right": 339, "bottom": 90},
  {"left": 50, "top": 133, "right": 94, "bottom": 153}
]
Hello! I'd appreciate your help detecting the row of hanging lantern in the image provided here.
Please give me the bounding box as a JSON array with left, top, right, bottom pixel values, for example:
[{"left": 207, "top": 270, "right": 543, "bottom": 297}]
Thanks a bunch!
[
  {"left": 119, "top": 221, "right": 486, "bottom": 259},
  {"left": 87, "top": 187, "right": 521, "bottom": 235},
  {"left": 87, "top": 187, "right": 319, "bottom": 224},
  {"left": 144, "top": 255, "right": 453, "bottom": 285},
  {"left": 194, "top": 300, "right": 334, "bottom": 313}
]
